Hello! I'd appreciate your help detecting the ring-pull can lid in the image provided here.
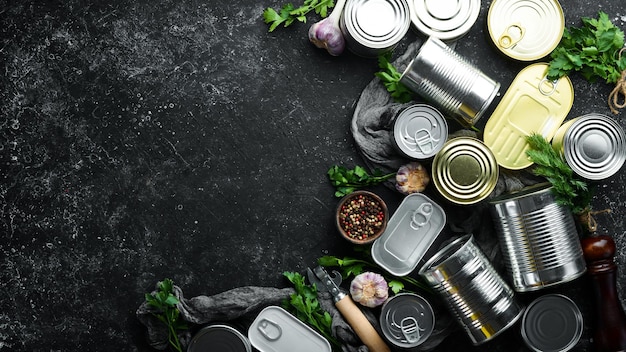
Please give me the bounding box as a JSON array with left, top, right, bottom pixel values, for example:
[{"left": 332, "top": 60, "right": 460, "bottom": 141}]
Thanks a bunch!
[
  {"left": 380, "top": 293, "right": 435, "bottom": 348},
  {"left": 372, "top": 193, "right": 446, "bottom": 276},
  {"left": 248, "top": 306, "right": 332, "bottom": 352},
  {"left": 393, "top": 104, "right": 448, "bottom": 159},
  {"left": 409, "top": 0, "right": 481, "bottom": 41},
  {"left": 487, "top": 0, "right": 564, "bottom": 61}
]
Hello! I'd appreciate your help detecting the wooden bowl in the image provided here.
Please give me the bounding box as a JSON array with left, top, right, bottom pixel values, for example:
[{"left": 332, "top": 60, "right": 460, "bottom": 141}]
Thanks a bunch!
[{"left": 335, "top": 190, "right": 388, "bottom": 244}]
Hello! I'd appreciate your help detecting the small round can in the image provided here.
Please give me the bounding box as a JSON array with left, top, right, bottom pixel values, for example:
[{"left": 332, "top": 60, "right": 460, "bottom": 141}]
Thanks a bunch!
[
  {"left": 487, "top": 0, "right": 564, "bottom": 61},
  {"left": 380, "top": 293, "right": 435, "bottom": 349},
  {"left": 393, "top": 104, "right": 448, "bottom": 159},
  {"left": 431, "top": 137, "right": 499, "bottom": 205},
  {"left": 552, "top": 113, "right": 626, "bottom": 180},
  {"left": 188, "top": 324, "right": 252, "bottom": 352},
  {"left": 521, "top": 294, "right": 583, "bottom": 352},
  {"left": 409, "top": 0, "right": 481, "bottom": 41},
  {"left": 340, "top": 0, "right": 411, "bottom": 58}
]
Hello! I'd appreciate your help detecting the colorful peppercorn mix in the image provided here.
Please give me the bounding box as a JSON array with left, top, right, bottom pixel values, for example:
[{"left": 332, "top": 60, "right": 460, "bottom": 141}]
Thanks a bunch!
[{"left": 338, "top": 193, "right": 385, "bottom": 241}]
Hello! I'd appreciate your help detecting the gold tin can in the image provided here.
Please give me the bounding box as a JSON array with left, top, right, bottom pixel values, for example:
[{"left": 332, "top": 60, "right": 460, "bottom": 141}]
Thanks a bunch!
[
  {"left": 432, "top": 137, "right": 499, "bottom": 205},
  {"left": 487, "top": 0, "right": 564, "bottom": 61}
]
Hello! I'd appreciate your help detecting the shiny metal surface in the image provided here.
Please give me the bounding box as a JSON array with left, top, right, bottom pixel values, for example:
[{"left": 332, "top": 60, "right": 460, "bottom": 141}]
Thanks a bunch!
[
  {"left": 419, "top": 235, "right": 523, "bottom": 345},
  {"left": 340, "top": 0, "right": 411, "bottom": 57},
  {"left": 432, "top": 137, "right": 498, "bottom": 205},
  {"left": 489, "top": 183, "right": 587, "bottom": 292},
  {"left": 487, "top": 0, "right": 564, "bottom": 61},
  {"left": 409, "top": 0, "right": 480, "bottom": 41},
  {"left": 552, "top": 113, "right": 626, "bottom": 180},
  {"left": 392, "top": 104, "right": 448, "bottom": 159},
  {"left": 400, "top": 37, "right": 500, "bottom": 126},
  {"left": 380, "top": 293, "right": 435, "bottom": 349},
  {"left": 521, "top": 294, "right": 583, "bottom": 352}
]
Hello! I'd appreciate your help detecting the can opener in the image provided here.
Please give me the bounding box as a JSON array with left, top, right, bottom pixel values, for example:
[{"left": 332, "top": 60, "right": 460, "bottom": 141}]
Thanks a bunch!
[{"left": 307, "top": 266, "right": 391, "bottom": 352}]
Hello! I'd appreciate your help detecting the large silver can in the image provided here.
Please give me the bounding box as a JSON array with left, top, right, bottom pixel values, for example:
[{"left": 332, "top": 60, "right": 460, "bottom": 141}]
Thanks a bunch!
[
  {"left": 340, "top": 0, "right": 411, "bottom": 58},
  {"left": 489, "top": 183, "right": 587, "bottom": 292},
  {"left": 551, "top": 113, "right": 626, "bottom": 180},
  {"left": 400, "top": 36, "right": 500, "bottom": 126},
  {"left": 418, "top": 235, "right": 523, "bottom": 345}
]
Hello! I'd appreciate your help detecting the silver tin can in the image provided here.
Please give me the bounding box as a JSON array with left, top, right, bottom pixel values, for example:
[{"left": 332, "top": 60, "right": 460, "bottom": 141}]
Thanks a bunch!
[
  {"left": 552, "top": 113, "right": 626, "bottom": 181},
  {"left": 489, "top": 183, "right": 587, "bottom": 292},
  {"left": 380, "top": 293, "right": 435, "bottom": 349},
  {"left": 418, "top": 235, "right": 524, "bottom": 345},
  {"left": 400, "top": 36, "right": 500, "bottom": 126},
  {"left": 521, "top": 294, "right": 583, "bottom": 352},
  {"left": 340, "top": 0, "right": 411, "bottom": 58},
  {"left": 409, "top": 0, "right": 481, "bottom": 41},
  {"left": 188, "top": 324, "right": 252, "bottom": 352},
  {"left": 393, "top": 104, "right": 448, "bottom": 159}
]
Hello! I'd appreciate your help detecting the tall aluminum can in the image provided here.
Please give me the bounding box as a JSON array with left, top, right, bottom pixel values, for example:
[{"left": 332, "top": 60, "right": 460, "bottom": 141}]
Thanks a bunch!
[
  {"left": 552, "top": 113, "right": 626, "bottom": 181},
  {"left": 489, "top": 183, "right": 587, "bottom": 292},
  {"left": 419, "top": 235, "right": 524, "bottom": 345},
  {"left": 340, "top": 0, "right": 411, "bottom": 58},
  {"left": 400, "top": 36, "right": 500, "bottom": 126}
]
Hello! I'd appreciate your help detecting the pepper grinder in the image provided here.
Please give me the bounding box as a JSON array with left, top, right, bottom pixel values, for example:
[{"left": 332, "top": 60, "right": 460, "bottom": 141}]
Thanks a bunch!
[{"left": 581, "top": 234, "right": 626, "bottom": 352}]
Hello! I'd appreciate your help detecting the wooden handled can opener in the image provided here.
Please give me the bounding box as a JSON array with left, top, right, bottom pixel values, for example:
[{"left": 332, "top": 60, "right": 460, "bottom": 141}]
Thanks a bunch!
[{"left": 307, "top": 266, "right": 390, "bottom": 352}]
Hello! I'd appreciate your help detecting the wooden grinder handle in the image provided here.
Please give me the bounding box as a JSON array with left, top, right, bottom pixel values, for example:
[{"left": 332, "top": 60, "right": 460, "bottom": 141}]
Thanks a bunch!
[
  {"left": 335, "top": 295, "right": 391, "bottom": 352},
  {"left": 582, "top": 235, "right": 626, "bottom": 352}
]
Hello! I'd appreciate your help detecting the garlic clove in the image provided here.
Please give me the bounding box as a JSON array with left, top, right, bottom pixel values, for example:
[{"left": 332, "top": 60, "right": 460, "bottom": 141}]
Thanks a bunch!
[
  {"left": 350, "top": 272, "right": 389, "bottom": 308},
  {"left": 395, "top": 162, "right": 430, "bottom": 195}
]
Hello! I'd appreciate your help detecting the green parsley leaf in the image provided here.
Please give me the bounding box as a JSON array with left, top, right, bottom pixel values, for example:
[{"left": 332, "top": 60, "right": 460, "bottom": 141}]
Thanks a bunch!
[
  {"left": 327, "top": 165, "right": 396, "bottom": 197},
  {"left": 548, "top": 11, "right": 626, "bottom": 84},
  {"left": 375, "top": 51, "right": 414, "bottom": 103},
  {"left": 144, "top": 278, "right": 188, "bottom": 352},
  {"left": 263, "top": 0, "right": 335, "bottom": 32}
]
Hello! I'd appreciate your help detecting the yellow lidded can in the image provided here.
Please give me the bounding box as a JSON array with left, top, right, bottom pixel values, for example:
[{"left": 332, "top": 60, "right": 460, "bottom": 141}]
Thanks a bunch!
[
  {"left": 432, "top": 137, "right": 499, "bottom": 205},
  {"left": 487, "top": 0, "right": 564, "bottom": 61}
]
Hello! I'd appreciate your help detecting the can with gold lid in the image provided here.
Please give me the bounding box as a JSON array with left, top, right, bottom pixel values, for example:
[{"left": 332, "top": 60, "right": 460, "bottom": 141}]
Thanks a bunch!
[
  {"left": 340, "top": 0, "right": 411, "bottom": 58},
  {"left": 487, "top": 0, "right": 564, "bottom": 61},
  {"left": 432, "top": 137, "right": 499, "bottom": 205},
  {"left": 409, "top": 0, "right": 481, "bottom": 41},
  {"left": 552, "top": 113, "right": 626, "bottom": 180}
]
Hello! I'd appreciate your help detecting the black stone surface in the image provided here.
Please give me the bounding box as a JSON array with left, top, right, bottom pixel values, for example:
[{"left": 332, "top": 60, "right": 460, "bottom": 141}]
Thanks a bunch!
[{"left": 1, "top": 0, "right": 625, "bottom": 351}]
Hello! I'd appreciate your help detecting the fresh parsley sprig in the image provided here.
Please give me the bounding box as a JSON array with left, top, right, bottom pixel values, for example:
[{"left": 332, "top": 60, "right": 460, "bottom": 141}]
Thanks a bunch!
[
  {"left": 144, "top": 279, "right": 188, "bottom": 352},
  {"left": 263, "top": 0, "right": 335, "bottom": 32},
  {"left": 375, "top": 51, "right": 414, "bottom": 103},
  {"left": 548, "top": 11, "right": 626, "bottom": 84},
  {"left": 281, "top": 271, "right": 341, "bottom": 351},
  {"left": 525, "top": 133, "right": 592, "bottom": 215},
  {"left": 318, "top": 255, "right": 432, "bottom": 294},
  {"left": 328, "top": 165, "right": 396, "bottom": 197}
]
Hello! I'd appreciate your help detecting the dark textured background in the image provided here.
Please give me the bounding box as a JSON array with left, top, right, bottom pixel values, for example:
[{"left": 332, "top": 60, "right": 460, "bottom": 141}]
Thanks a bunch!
[{"left": 1, "top": 0, "right": 625, "bottom": 351}]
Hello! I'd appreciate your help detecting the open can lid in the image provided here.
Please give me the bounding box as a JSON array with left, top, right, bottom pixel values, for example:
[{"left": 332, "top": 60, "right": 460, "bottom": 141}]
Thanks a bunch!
[{"left": 248, "top": 306, "right": 332, "bottom": 352}]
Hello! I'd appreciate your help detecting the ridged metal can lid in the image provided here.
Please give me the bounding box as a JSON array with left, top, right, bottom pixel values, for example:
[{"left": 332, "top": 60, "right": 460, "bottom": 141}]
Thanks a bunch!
[
  {"left": 487, "top": 0, "right": 564, "bottom": 61},
  {"left": 521, "top": 294, "right": 583, "bottom": 352},
  {"left": 393, "top": 104, "right": 448, "bottom": 159},
  {"left": 562, "top": 114, "right": 626, "bottom": 180},
  {"left": 380, "top": 293, "right": 435, "bottom": 348},
  {"left": 432, "top": 137, "right": 499, "bottom": 204},
  {"left": 409, "top": 0, "right": 480, "bottom": 41},
  {"left": 188, "top": 325, "right": 252, "bottom": 352},
  {"left": 341, "top": 0, "right": 411, "bottom": 57}
]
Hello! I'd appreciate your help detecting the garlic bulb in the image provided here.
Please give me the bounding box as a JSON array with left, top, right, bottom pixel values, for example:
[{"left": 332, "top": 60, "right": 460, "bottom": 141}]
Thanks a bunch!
[
  {"left": 395, "top": 162, "right": 430, "bottom": 195},
  {"left": 308, "top": 0, "right": 346, "bottom": 56},
  {"left": 350, "top": 272, "right": 389, "bottom": 308}
]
